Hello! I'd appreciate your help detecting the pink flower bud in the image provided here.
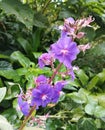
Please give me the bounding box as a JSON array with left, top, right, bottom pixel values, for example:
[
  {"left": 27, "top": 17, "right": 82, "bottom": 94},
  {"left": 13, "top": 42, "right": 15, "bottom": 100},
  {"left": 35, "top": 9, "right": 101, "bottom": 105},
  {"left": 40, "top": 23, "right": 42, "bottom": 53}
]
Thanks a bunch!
[
  {"left": 78, "top": 43, "right": 91, "bottom": 53},
  {"left": 76, "top": 32, "right": 85, "bottom": 39}
]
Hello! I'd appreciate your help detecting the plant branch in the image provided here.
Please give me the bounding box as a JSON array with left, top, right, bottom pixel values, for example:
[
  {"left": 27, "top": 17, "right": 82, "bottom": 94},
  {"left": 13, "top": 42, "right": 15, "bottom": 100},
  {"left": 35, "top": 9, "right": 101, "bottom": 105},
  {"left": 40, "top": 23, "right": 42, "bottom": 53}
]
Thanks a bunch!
[
  {"left": 18, "top": 105, "right": 36, "bottom": 130},
  {"left": 48, "top": 63, "right": 63, "bottom": 84}
]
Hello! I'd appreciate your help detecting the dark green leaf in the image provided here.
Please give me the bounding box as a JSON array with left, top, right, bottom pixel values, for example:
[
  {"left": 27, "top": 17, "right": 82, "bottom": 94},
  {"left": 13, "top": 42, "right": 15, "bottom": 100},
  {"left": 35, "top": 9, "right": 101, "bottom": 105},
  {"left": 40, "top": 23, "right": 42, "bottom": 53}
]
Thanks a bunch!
[
  {"left": 78, "top": 118, "right": 97, "bottom": 130},
  {"left": 33, "top": 12, "right": 49, "bottom": 28},
  {"left": 17, "top": 37, "right": 33, "bottom": 54},
  {"left": 0, "top": 0, "right": 34, "bottom": 28}
]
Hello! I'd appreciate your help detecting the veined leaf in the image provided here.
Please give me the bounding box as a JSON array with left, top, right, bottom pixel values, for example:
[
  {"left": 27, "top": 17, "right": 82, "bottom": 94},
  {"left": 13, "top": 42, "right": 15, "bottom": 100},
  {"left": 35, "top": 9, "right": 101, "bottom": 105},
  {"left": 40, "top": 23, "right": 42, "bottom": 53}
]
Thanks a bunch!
[
  {"left": 76, "top": 69, "right": 89, "bottom": 86},
  {"left": 86, "top": 75, "right": 99, "bottom": 90},
  {"left": 11, "top": 51, "right": 33, "bottom": 68},
  {"left": 78, "top": 118, "right": 97, "bottom": 130},
  {"left": 0, "top": 69, "right": 20, "bottom": 81}
]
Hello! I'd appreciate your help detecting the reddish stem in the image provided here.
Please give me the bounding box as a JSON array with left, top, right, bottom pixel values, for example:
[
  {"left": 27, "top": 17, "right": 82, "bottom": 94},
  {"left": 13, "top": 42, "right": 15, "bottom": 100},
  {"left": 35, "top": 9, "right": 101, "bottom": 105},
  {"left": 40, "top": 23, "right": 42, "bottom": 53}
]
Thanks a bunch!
[
  {"left": 18, "top": 105, "right": 36, "bottom": 130},
  {"left": 48, "top": 63, "right": 63, "bottom": 84}
]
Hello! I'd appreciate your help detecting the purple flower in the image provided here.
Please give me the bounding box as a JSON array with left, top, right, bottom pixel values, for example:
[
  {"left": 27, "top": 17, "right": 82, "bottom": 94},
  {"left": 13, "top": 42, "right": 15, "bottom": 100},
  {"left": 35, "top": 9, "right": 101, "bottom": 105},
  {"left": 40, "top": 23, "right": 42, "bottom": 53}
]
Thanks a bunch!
[
  {"left": 34, "top": 75, "right": 48, "bottom": 87},
  {"left": 64, "top": 17, "right": 75, "bottom": 25},
  {"left": 52, "top": 81, "right": 65, "bottom": 103},
  {"left": 31, "top": 84, "right": 53, "bottom": 108},
  {"left": 68, "top": 68, "right": 75, "bottom": 80},
  {"left": 50, "top": 35, "right": 79, "bottom": 68},
  {"left": 38, "top": 53, "right": 54, "bottom": 68},
  {"left": 18, "top": 96, "right": 30, "bottom": 116}
]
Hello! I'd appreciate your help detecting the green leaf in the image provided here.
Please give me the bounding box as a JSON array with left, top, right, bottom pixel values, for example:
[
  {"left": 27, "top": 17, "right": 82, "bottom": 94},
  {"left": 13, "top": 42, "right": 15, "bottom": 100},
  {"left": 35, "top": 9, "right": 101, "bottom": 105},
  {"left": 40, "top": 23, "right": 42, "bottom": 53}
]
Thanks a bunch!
[
  {"left": 97, "top": 69, "right": 105, "bottom": 84},
  {"left": 2, "top": 108, "right": 17, "bottom": 122},
  {"left": 86, "top": 75, "right": 99, "bottom": 90},
  {"left": 78, "top": 118, "right": 97, "bottom": 130},
  {"left": 67, "top": 92, "right": 86, "bottom": 104},
  {"left": 85, "top": 103, "right": 96, "bottom": 115},
  {"left": 0, "top": 54, "right": 9, "bottom": 59},
  {"left": 16, "top": 68, "right": 28, "bottom": 76},
  {"left": 32, "top": 29, "right": 41, "bottom": 51},
  {"left": 0, "top": 0, "right": 34, "bottom": 28},
  {"left": 17, "top": 37, "right": 33, "bottom": 54},
  {"left": 33, "top": 12, "right": 49, "bottom": 28},
  {"left": 0, "top": 69, "right": 20, "bottom": 81},
  {"left": 33, "top": 52, "right": 42, "bottom": 59},
  {"left": 0, "top": 115, "right": 13, "bottom": 130},
  {"left": 76, "top": 69, "right": 89, "bottom": 86},
  {"left": 94, "top": 106, "right": 105, "bottom": 118},
  {"left": 11, "top": 51, "right": 33, "bottom": 68},
  {"left": 0, "top": 87, "right": 6, "bottom": 103},
  {"left": 82, "top": 27, "right": 95, "bottom": 41},
  {"left": 66, "top": 123, "right": 77, "bottom": 130},
  {"left": 5, "top": 84, "right": 19, "bottom": 100},
  {"left": 46, "top": 119, "right": 63, "bottom": 130},
  {"left": 0, "top": 61, "right": 12, "bottom": 70}
]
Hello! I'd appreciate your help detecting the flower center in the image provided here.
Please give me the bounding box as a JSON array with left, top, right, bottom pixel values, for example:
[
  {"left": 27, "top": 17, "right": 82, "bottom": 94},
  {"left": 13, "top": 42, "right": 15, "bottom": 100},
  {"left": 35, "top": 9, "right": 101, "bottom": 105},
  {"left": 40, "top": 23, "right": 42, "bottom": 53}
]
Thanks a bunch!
[
  {"left": 61, "top": 49, "right": 68, "bottom": 55},
  {"left": 41, "top": 94, "right": 48, "bottom": 101}
]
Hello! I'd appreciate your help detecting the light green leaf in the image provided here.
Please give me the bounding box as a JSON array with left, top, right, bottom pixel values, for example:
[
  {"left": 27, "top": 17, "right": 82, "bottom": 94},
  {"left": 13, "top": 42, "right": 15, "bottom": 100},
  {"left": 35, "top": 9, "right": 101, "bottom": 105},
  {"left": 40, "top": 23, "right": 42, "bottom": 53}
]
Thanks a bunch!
[
  {"left": 67, "top": 92, "right": 86, "bottom": 104},
  {"left": 0, "top": 87, "right": 6, "bottom": 103},
  {"left": 11, "top": 51, "right": 33, "bottom": 68},
  {"left": 33, "top": 52, "right": 42, "bottom": 59},
  {"left": 85, "top": 103, "right": 96, "bottom": 115},
  {"left": 0, "top": 69, "right": 20, "bottom": 81},
  {"left": 0, "top": 54, "right": 9, "bottom": 59},
  {"left": 76, "top": 69, "right": 89, "bottom": 86},
  {"left": 0, "top": 115, "right": 13, "bottom": 130},
  {"left": 97, "top": 69, "right": 105, "bottom": 84},
  {"left": 94, "top": 106, "right": 105, "bottom": 118},
  {"left": 86, "top": 75, "right": 99, "bottom": 90}
]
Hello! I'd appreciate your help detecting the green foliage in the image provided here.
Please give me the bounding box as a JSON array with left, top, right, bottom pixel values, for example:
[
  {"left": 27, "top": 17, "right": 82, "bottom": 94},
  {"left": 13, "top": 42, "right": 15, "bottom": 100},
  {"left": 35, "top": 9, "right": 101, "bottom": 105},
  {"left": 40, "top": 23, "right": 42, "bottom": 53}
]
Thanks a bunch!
[
  {"left": 0, "top": 0, "right": 105, "bottom": 130},
  {"left": 0, "top": 0, "right": 34, "bottom": 28}
]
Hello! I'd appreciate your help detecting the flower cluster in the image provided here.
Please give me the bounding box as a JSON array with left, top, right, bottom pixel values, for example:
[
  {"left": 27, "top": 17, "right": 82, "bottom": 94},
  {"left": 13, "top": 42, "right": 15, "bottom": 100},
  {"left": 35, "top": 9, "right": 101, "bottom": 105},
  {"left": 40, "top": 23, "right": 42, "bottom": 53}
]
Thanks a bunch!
[
  {"left": 18, "top": 16, "right": 94, "bottom": 117},
  {"left": 18, "top": 75, "right": 65, "bottom": 115},
  {"left": 59, "top": 16, "right": 94, "bottom": 39}
]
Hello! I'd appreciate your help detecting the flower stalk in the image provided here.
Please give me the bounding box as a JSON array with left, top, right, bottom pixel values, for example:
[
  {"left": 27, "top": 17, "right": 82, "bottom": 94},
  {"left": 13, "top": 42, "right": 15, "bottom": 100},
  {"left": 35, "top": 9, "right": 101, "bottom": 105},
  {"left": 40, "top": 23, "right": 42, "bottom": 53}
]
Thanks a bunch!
[
  {"left": 18, "top": 63, "right": 63, "bottom": 130},
  {"left": 18, "top": 105, "right": 36, "bottom": 130}
]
